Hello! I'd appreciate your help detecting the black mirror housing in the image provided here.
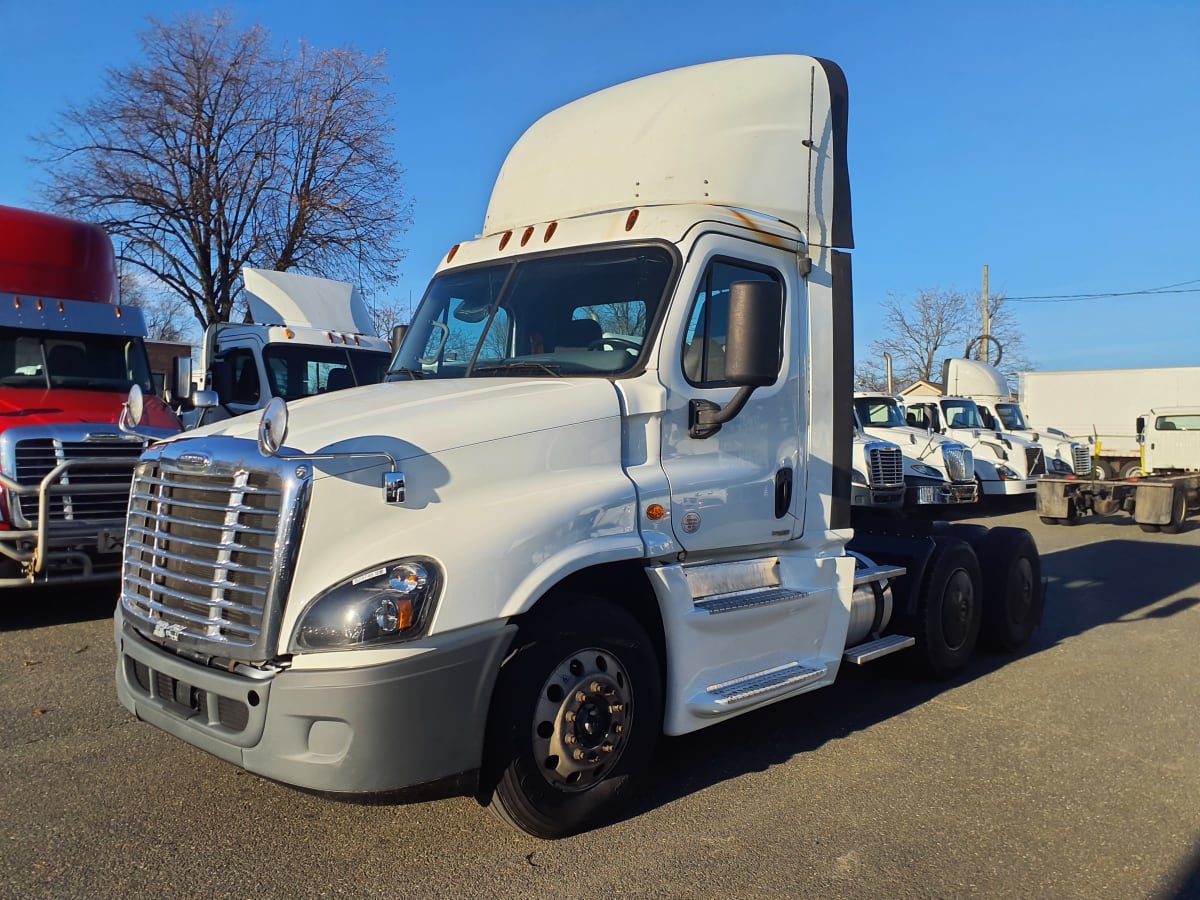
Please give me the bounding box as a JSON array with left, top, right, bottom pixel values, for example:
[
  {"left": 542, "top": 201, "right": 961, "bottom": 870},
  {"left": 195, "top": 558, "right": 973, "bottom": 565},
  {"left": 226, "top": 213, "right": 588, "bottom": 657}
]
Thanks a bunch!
[{"left": 723, "top": 280, "right": 783, "bottom": 387}]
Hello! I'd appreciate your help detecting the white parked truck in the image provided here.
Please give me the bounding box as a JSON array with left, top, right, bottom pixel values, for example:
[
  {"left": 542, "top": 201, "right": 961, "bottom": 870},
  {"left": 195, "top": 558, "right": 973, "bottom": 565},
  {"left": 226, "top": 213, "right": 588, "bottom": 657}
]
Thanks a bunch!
[
  {"left": 180, "top": 268, "right": 392, "bottom": 425},
  {"left": 904, "top": 395, "right": 1048, "bottom": 496},
  {"left": 114, "top": 55, "right": 1042, "bottom": 839},
  {"left": 943, "top": 357, "right": 1090, "bottom": 477},
  {"left": 853, "top": 394, "right": 978, "bottom": 508},
  {"left": 1037, "top": 405, "right": 1200, "bottom": 532},
  {"left": 1019, "top": 366, "right": 1200, "bottom": 480},
  {"left": 849, "top": 428, "right": 905, "bottom": 511}
]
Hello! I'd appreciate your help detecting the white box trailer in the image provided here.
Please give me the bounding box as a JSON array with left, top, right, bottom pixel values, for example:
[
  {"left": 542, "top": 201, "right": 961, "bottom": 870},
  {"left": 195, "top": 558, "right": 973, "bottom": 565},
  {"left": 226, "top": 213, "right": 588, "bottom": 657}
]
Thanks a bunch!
[{"left": 1019, "top": 366, "right": 1200, "bottom": 479}]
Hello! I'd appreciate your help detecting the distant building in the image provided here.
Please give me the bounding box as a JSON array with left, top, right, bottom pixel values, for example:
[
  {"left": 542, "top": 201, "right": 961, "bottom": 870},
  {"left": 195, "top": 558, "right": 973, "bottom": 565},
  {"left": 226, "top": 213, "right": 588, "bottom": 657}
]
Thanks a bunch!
[
  {"left": 145, "top": 340, "right": 193, "bottom": 397},
  {"left": 899, "top": 379, "right": 942, "bottom": 398}
]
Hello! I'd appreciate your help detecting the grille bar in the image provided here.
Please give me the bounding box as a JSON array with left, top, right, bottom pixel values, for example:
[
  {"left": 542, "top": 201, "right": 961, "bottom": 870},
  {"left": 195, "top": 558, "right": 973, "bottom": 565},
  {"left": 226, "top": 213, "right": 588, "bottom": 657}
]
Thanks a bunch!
[
  {"left": 867, "top": 445, "right": 904, "bottom": 488},
  {"left": 119, "top": 439, "right": 309, "bottom": 659}
]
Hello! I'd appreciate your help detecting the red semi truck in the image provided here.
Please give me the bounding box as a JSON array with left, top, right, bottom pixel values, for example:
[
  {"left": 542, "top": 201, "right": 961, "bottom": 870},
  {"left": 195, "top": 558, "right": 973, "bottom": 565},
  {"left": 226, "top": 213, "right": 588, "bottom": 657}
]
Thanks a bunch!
[{"left": 0, "top": 205, "right": 177, "bottom": 585}]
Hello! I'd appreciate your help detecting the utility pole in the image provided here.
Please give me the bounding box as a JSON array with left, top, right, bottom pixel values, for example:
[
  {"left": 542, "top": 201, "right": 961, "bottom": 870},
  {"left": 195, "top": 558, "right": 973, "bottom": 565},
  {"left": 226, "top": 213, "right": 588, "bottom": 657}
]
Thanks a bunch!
[{"left": 982, "top": 264, "right": 990, "bottom": 364}]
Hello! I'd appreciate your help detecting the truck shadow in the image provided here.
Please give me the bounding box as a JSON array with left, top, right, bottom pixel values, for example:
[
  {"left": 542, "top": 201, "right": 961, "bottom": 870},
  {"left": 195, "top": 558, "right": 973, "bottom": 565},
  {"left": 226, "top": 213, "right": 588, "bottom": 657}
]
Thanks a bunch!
[
  {"left": 0, "top": 585, "right": 120, "bottom": 632},
  {"left": 620, "top": 538, "right": 1200, "bottom": 827}
]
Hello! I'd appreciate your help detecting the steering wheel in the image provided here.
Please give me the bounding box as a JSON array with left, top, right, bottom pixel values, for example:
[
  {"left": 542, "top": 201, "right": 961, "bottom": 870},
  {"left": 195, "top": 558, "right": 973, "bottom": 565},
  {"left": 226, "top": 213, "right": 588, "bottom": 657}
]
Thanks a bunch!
[{"left": 587, "top": 337, "right": 641, "bottom": 354}]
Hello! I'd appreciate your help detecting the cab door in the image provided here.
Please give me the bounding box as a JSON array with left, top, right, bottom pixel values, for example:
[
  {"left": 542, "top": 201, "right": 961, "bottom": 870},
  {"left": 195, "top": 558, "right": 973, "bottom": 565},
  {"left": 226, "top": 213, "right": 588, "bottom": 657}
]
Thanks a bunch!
[{"left": 659, "top": 239, "right": 805, "bottom": 553}]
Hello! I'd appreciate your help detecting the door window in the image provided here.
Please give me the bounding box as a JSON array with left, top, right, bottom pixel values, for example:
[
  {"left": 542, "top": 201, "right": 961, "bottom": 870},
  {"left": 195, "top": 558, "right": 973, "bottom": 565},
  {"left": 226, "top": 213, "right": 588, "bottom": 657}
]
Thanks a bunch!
[{"left": 681, "top": 260, "right": 782, "bottom": 387}]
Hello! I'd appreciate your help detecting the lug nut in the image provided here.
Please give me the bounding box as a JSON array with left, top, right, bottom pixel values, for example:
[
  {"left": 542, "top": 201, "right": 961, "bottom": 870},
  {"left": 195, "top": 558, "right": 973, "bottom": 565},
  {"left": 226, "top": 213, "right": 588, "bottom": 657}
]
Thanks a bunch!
[
  {"left": 590, "top": 681, "right": 603, "bottom": 693},
  {"left": 564, "top": 733, "right": 577, "bottom": 745},
  {"left": 613, "top": 723, "right": 624, "bottom": 734},
  {"left": 564, "top": 711, "right": 576, "bottom": 723},
  {"left": 602, "top": 743, "right": 615, "bottom": 754},
  {"left": 572, "top": 749, "right": 586, "bottom": 761},
  {"left": 608, "top": 703, "right": 624, "bottom": 714},
  {"left": 575, "top": 691, "right": 587, "bottom": 703}
]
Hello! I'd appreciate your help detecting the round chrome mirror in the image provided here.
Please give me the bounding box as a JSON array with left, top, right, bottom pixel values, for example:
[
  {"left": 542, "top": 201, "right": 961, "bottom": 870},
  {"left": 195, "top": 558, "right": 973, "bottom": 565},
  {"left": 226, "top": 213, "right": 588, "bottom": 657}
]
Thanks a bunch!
[
  {"left": 127, "top": 384, "right": 145, "bottom": 427},
  {"left": 258, "top": 396, "right": 289, "bottom": 456}
]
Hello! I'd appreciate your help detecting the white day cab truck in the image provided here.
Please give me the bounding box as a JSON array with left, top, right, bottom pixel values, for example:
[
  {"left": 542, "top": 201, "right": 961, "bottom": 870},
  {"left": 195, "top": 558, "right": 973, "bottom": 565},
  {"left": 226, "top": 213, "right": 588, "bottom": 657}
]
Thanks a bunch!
[
  {"left": 177, "top": 267, "right": 392, "bottom": 426},
  {"left": 942, "top": 356, "right": 1091, "bottom": 478},
  {"left": 848, "top": 428, "right": 905, "bottom": 512},
  {"left": 115, "top": 56, "right": 1043, "bottom": 838},
  {"left": 1019, "top": 366, "right": 1200, "bottom": 480},
  {"left": 904, "top": 391, "right": 1050, "bottom": 498},
  {"left": 852, "top": 394, "right": 978, "bottom": 509},
  {"left": 1036, "top": 406, "right": 1200, "bottom": 532}
]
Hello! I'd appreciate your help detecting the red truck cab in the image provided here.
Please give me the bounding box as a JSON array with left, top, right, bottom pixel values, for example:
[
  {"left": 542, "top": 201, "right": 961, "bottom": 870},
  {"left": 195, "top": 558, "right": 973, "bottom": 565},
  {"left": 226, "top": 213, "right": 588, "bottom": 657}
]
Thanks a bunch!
[{"left": 0, "top": 205, "right": 178, "bottom": 585}]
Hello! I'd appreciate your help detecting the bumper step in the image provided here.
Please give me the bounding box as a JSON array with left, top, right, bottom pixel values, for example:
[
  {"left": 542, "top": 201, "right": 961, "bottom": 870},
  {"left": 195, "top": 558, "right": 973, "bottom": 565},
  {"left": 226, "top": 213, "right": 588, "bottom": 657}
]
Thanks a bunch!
[
  {"left": 703, "top": 661, "right": 826, "bottom": 707},
  {"left": 694, "top": 586, "right": 809, "bottom": 614},
  {"left": 843, "top": 634, "right": 915, "bottom": 665}
]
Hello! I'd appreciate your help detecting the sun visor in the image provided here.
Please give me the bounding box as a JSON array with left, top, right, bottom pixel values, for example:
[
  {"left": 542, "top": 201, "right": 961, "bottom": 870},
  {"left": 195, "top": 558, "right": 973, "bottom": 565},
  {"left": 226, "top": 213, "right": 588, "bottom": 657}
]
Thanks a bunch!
[
  {"left": 242, "top": 268, "right": 374, "bottom": 334},
  {"left": 484, "top": 55, "right": 852, "bottom": 249}
]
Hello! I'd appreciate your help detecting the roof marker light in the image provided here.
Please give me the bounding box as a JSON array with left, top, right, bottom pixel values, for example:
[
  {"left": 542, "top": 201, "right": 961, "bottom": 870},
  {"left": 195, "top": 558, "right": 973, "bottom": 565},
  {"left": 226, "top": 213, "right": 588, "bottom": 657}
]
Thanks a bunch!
[
  {"left": 625, "top": 209, "right": 639, "bottom": 231},
  {"left": 499, "top": 231, "right": 512, "bottom": 251},
  {"left": 544, "top": 222, "right": 558, "bottom": 242},
  {"left": 520, "top": 226, "right": 534, "bottom": 247},
  {"left": 446, "top": 243, "right": 460, "bottom": 262}
]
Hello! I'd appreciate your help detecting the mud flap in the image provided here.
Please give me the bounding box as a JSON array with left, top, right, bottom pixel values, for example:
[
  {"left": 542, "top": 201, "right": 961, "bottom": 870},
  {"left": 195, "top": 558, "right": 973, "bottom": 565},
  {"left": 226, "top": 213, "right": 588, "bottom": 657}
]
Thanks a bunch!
[
  {"left": 1035, "top": 479, "right": 1073, "bottom": 519},
  {"left": 1133, "top": 482, "right": 1176, "bottom": 526}
]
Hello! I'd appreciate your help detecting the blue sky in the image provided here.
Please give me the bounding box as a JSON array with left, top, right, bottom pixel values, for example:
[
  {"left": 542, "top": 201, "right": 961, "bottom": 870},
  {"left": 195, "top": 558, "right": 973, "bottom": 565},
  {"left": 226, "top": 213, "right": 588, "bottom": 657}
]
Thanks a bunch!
[{"left": 3, "top": 1, "right": 1198, "bottom": 371}]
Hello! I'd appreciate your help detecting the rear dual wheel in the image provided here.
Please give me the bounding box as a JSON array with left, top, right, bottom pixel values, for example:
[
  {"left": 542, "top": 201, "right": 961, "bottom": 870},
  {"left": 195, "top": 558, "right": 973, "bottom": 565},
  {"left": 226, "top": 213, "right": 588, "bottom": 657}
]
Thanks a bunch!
[
  {"left": 915, "top": 539, "right": 983, "bottom": 678},
  {"left": 976, "top": 528, "right": 1042, "bottom": 652}
]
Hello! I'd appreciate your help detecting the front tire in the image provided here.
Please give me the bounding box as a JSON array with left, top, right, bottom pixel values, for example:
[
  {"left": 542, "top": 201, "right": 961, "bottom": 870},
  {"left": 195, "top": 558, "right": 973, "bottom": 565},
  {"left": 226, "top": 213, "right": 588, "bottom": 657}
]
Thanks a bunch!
[
  {"left": 915, "top": 538, "right": 983, "bottom": 677},
  {"left": 483, "top": 599, "right": 662, "bottom": 839}
]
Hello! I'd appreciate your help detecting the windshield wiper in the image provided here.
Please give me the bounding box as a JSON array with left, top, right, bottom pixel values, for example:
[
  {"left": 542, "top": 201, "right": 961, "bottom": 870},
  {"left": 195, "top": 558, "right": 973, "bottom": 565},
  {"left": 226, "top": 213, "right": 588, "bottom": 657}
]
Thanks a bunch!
[{"left": 470, "top": 362, "right": 563, "bottom": 377}]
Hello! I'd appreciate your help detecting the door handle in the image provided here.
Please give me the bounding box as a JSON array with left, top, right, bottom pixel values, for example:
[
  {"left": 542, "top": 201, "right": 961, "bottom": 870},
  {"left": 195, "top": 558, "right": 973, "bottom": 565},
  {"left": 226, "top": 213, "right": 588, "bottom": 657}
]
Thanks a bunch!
[{"left": 774, "top": 467, "right": 793, "bottom": 519}]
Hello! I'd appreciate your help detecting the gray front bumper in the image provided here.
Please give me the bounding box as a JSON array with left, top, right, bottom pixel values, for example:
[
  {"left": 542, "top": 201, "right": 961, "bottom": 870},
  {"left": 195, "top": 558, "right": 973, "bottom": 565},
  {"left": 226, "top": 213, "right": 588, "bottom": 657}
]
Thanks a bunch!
[{"left": 114, "top": 609, "right": 516, "bottom": 794}]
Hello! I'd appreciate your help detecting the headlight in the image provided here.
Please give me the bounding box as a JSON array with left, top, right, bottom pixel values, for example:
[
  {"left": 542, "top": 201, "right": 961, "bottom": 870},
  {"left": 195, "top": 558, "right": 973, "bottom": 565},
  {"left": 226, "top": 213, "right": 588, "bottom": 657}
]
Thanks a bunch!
[
  {"left": 1048, "top": 458, "right": 1072, "bottom": 474},
  {"left": 909, "top": 463, "right": 942, "bottom": 478},
  {"left": 851, "top": 468, "right": 867, "bottom": 485},
  {"left": 290, "top": 558, "right": 442, "bottom": 651},
  {"left": 996, "top": 465, "right": 1019, "bottom": 480}
]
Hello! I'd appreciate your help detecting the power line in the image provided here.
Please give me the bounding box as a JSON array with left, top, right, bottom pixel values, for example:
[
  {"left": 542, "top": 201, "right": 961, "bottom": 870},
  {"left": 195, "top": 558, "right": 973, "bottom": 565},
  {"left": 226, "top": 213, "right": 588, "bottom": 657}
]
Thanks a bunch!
[{"left": 1007, "top": 277, "right": 1200, "bottom": 303}]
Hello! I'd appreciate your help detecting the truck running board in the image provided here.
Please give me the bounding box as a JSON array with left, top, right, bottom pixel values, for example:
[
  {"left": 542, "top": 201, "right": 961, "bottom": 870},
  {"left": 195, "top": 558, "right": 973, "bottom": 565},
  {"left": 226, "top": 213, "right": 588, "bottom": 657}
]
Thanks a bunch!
[
  {"left": 843, "top": 634, "right": 915, "bottom": 664},
  {"left": 700, "top": 661, "right": 826, "bottom": 709},
  {"left": 853, "top": 564, "right": 905, "bottom": 586},
  {"left": 694, "top": 586, "right": 809, "bottom": 615}
]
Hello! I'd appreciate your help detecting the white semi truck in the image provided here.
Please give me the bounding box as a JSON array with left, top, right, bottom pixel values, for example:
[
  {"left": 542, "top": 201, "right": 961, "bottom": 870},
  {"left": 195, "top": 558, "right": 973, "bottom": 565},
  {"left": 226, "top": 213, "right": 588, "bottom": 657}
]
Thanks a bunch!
[
  {"left": 1019, "top": 366, "right": 1200, "bottom": 480},
  {"left": 114, "top": 55, "right": 1041, "bottom": 838},
  {"left": 1037, "top": 405, "right": 1200, "bottom": 531},
  {"left": 904, "top": 394, "right": 1049, "bottom": 497},
  {"left": 179, "top": 268, "right": 392, "bottom": 425},
  {"left": 849, "top": 429, "right": 905, "bottom": 511},
  {"left": 942, "top": 357, "right": 1091, "bottom": 477},
  {"left": 853, "top": 394, "right": 978, "bottom": 508}
]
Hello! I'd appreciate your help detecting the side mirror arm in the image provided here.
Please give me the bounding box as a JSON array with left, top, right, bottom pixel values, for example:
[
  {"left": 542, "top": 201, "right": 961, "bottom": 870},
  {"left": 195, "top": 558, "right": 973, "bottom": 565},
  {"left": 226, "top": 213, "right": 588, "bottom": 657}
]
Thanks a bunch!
[{"left": 689, "top": 386, "right": 757, "bottom": 439}]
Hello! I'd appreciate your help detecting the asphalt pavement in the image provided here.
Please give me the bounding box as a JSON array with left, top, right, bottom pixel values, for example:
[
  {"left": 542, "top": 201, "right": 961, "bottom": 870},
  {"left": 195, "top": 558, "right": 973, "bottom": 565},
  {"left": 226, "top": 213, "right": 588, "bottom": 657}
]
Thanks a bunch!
[{"left": 2, "top": 503, "right": 1198, "bottom": 899}]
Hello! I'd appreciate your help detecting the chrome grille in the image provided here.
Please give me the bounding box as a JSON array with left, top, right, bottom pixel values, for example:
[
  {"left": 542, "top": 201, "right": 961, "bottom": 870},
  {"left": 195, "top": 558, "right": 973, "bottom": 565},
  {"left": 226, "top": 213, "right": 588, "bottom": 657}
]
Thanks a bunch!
[
  {"left": 867, "top": 446, "right": 904, "bottom": 488},
  {"left": 120, "top": 438, "right": 308, "bottom": 660},
  {"left": 13, "top": 437, "right": 145, "bottom": 525},
  {"left": 1025, "top": 446, "right": 1047, "bottom": 477},
  {"left": 942, "top": 446, "right": 973, "bottom": 483},
  {"left": 1072, "top": 444, "right": 1092, "bottom": 475}
]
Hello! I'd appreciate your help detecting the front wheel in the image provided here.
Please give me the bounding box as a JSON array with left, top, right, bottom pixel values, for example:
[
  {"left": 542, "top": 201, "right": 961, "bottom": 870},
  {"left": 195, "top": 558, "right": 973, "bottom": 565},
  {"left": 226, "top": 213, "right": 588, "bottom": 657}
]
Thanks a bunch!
[
  {"left": 482, "top": 599, "right": 662, "bottom": 839},
  {"left": 915, "top": 538, "right": 983, "bottom": 678}
]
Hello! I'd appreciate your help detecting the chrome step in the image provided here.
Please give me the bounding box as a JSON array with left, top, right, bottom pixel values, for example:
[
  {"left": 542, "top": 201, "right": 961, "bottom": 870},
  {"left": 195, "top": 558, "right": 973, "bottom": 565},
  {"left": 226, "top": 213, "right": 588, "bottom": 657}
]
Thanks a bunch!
[
  {"left": 843, "top": 634, "right": 915, "bottom": 665},
  {"left": 706, "top": 661, "right": 825, "bottom": 706},
  {"left": 695, "top": 586, "right": 809, "bottom": 615},
  {"left": 853, "top": 564, "right": 905, "bottom": 587}
]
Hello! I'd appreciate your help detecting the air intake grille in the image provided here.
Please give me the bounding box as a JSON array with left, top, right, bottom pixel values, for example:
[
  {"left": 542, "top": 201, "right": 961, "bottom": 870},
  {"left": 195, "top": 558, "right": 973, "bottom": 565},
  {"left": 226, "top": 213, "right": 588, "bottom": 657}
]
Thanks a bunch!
[
  {"left": 13, "top": 438, "right": 145, "bottom": 525},
  {"left": 1072, "top": 445, "right": 1092, "bottom": 475},
  {"left": 1025, "top": 446, "right": 1047, "bottom": 477},
  {"left": 868, "top": 446, "right": 904, "bottom": 488},
  {"left": 943, "top": 447, "right": 974, "bottom": 483},
  {"left": 122, "top": 461, "right": 282, "bottom": 655}
]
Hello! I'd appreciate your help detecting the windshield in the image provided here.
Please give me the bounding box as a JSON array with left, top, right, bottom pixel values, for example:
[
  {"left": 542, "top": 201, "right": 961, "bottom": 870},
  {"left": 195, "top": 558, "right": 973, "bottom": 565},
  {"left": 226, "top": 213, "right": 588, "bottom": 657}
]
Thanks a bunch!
[
  {"left": 0, "top": 327, "right": 153, "bottom": 393},
  {"left": 389, "top": 245, "right": 675, "bottom": 380},
  {"left": 994, "top": 403, "right": 1028, "bottom": 430},
  {"left": 853, "top": 397, "right": 906, "bottom": 428},
  {"left": 940, "top": 399, "right": 983, "bottom": 429},
  {"left": 262, "top": 344, "right": 390, "bottom": 401}
]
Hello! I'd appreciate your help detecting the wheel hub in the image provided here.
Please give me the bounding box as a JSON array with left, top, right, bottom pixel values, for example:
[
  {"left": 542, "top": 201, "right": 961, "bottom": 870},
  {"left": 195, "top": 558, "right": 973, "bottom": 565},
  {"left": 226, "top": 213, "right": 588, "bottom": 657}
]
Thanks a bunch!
[
  {"left": 941, "top": 569, "right": 975, "bottom": 650},
  {"left": 532, "top": 649, "right": 631, "bottom": 792}
]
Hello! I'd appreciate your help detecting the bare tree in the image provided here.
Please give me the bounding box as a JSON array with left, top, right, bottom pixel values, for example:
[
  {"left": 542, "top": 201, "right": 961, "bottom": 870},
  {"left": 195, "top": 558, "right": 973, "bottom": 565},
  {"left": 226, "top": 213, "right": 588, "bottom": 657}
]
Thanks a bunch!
[
  {"left": 856, "top": 289, "right": 1034, "bottom": 393},
  {"left": 35, "top": 11, "right": 411, "bottom": 330},
  {"left": 119, "top": 268, "right": 197, "bottom": 343}
]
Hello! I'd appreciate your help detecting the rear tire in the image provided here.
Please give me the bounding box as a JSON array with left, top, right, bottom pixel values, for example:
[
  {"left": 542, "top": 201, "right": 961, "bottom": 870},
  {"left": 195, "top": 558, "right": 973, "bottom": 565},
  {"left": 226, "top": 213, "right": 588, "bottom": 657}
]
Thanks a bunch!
[
  {"left": 482, "top": 599, "right": 662, "bottom": 839},
  {"left": 914, "top": 539, "right": 983, "bottom": 678},
  {"left": 977, "top": 528, "right": 1042, "bottom": 652},
  {"left": 1160, "top": 488, "right": 1188, "bottom": 535}
]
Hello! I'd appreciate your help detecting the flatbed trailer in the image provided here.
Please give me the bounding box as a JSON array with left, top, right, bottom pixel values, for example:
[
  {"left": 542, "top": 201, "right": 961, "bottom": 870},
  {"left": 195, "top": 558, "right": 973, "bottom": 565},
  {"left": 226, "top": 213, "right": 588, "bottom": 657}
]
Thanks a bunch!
[{"left": 1036, "top": 473, "right": 1200, "bottom": 533}]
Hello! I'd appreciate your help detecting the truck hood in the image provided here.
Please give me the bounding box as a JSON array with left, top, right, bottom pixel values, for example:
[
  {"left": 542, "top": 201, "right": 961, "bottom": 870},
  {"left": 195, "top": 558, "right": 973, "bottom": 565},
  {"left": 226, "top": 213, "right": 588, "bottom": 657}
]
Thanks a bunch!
[
  {"left": 193, "top": 377, "right": 625, "bottom": 460},
  {"left": 0, "top": 387, "right": 127, "bottom": 427}
]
